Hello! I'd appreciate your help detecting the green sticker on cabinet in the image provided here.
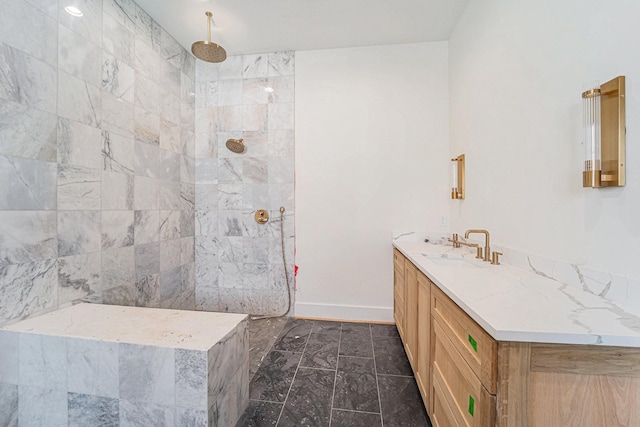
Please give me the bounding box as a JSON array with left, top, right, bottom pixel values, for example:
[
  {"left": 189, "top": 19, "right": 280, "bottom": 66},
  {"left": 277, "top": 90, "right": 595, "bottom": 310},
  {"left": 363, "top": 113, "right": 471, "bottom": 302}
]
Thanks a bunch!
[
  {"left": 468, "top": 334, "right": 478, "bottom": 352},
  {"left": 468, "top": 395, "right": 475, "bottom": 416}
]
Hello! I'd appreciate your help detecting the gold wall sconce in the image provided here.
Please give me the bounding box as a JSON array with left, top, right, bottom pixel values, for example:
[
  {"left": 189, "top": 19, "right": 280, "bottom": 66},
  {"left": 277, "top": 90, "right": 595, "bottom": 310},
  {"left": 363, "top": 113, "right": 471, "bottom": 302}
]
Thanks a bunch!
[
  {"left": 451, "top": 154, "right": 465, "bottom": 199},
  {"left": 582, "top": 76, "right": 626, "bottom": 188}
]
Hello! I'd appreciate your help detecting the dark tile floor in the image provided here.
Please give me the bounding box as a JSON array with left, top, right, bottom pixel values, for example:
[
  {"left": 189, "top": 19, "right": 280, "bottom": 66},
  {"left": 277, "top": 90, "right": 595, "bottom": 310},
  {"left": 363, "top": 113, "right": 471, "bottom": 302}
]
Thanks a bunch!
[
  {"left": 249, "top": 317, "right": 289, "bottom": 379},
  {"left": 238, "top": 318, "right": 432, "bottom": 427}
]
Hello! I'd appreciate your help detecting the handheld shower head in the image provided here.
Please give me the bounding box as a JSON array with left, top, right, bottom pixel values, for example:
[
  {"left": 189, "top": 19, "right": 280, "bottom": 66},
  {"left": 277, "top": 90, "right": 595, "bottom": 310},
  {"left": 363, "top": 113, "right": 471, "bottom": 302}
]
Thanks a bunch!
[{"left": 225, "top": 138, "right": 245, "bottom": 154}]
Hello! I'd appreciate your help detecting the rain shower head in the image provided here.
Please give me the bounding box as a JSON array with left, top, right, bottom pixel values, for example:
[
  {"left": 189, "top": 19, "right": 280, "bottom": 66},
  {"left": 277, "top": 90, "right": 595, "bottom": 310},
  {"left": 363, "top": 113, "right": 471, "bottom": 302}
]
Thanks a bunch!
[
  {"left": 191, "top": 12, "right": 227, "bottom": 63},
  {"left": 225, "top": 138, "right": 245, "bottom": 154}
]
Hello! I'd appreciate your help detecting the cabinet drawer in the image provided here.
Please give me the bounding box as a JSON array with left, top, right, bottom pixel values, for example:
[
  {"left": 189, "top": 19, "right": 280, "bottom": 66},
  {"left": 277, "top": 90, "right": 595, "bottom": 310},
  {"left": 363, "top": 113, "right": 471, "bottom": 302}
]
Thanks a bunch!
[
  {"left": 432, "top": 320, "right": 495, "bottom": 427},
  {"left": 432, "top": 372, "right": 460, "bottom": 427},
  {"left": 432, "top": 285, "right": 497, "bottom": 393}
]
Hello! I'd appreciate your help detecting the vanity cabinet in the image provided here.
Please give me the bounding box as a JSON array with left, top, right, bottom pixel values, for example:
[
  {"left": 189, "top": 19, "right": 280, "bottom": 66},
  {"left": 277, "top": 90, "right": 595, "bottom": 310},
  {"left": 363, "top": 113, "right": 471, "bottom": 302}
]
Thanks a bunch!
[
  {"left": 393, "top": 248, "right": 640, "bottom": 427},
  {"left": 394, "top": 251, "right": 497, "bottom": 426}
]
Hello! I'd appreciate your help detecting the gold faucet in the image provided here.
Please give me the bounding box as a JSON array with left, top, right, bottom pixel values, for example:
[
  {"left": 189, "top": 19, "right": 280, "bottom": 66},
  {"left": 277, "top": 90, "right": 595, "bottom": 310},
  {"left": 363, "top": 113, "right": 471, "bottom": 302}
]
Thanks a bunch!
[{"left": 465, "top": 229, "right": 490, "bottom": 262}]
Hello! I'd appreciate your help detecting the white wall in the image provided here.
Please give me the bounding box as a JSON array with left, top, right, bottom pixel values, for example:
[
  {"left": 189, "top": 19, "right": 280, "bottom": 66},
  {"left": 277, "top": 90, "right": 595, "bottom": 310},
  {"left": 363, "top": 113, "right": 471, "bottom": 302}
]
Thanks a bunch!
[
  {"left": 295, "top": 42, "right": 450, "bottom": 321},
  {"left": 449, "top": 0, "right": 640, "bottom": 278}
]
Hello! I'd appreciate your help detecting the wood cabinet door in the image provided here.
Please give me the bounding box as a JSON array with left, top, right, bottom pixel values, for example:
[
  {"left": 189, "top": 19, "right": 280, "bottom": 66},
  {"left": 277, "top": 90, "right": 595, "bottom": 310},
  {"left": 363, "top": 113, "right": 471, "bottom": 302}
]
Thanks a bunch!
[
  {"left": 393, "top": 250, "right": 406, "bottom": 339},
  {"left": 416, "top": 272, "right": 432, "bottom": 413},
  {"left": 404, "top": 260, "right": 418, "bottom": 368}
]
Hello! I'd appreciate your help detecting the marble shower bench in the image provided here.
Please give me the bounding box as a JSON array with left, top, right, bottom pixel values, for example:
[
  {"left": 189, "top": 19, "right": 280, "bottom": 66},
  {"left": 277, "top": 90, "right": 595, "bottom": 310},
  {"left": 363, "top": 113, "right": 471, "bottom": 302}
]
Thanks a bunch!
[{"left": 0, "top": 303, "right": 248, "bottom": 426}]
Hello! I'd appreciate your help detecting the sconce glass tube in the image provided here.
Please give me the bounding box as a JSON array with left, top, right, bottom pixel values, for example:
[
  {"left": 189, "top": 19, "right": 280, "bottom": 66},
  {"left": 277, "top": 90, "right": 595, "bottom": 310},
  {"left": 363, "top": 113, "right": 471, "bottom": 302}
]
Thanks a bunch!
[
  {"left": 452, "top": 160, "right": 458, "bottom": 191},
  {"left": 451, "top": 154, "right": 465, "bottom": 199},
  {"left": 582, "top": 86, "right": 601, "bottom": 187}
]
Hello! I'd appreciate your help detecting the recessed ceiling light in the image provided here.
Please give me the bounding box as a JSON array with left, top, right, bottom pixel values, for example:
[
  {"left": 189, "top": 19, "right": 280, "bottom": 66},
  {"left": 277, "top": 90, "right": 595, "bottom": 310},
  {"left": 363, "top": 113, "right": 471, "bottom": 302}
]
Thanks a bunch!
[
  {"left": 64, "top": 6, "right": 83, "bottom": 17},
  {"left": 264, "top": 87, "right": 274, "bottom": 93}
]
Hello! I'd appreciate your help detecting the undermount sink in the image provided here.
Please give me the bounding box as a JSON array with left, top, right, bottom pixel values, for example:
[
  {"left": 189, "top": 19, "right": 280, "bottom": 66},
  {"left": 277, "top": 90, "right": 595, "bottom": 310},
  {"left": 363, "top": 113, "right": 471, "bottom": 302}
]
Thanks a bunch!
[{"left": 421, "top": 252, "right": 466, "bottom": 264}]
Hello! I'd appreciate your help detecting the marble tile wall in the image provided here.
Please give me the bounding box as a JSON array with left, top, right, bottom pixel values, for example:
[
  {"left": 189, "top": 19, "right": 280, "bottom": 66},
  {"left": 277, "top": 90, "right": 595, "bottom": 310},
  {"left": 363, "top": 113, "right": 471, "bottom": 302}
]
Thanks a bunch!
[
  {"left": 194, "top": 53, "right": 295, "bottom": 316},
  {"left": 0, "top": 0, "right": 196, "bottom": 325}
]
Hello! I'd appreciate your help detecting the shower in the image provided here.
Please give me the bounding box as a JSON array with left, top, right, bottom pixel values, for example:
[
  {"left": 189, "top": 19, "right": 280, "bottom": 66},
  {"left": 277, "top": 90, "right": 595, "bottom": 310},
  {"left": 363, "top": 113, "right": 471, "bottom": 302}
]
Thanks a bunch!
[
  {"left": 189, "top": 46, "right": 294, "bottom": 320},
  {"left": 222, "top": 135, "right": 291, "bottom": 318},
  {"left": 225, "top": 138, "right": 245, "bottom": 154},
  {"left": 191, "top": 11, "right": 227, "bottom": 63}
]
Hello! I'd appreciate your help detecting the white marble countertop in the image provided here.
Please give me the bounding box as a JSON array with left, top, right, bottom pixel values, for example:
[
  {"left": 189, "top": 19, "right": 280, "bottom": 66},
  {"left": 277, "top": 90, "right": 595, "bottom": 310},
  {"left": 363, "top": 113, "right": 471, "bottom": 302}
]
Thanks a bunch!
[
  {"left": 394, "top": 241, "right": 640, "bottom": 347},
  {"left": 1, "top": 303, "right": 247, "bottom": 351}
]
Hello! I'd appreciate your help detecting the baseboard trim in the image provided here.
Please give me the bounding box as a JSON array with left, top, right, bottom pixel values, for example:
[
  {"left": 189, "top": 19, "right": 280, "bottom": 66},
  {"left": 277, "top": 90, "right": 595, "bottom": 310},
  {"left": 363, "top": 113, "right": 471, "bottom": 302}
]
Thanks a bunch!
[
  {"left": 294, "top": 315, "right": 394, "bottom": 325},
  {"left": 294, "top": 302, "right": 394, "bottom": 323}
]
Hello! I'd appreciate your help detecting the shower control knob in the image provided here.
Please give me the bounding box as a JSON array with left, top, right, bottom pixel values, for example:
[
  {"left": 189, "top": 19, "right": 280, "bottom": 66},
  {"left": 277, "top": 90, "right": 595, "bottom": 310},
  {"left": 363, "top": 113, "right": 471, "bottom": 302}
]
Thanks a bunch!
[{"left": 255, "top": 209, "right": 269, "bottom": 224}]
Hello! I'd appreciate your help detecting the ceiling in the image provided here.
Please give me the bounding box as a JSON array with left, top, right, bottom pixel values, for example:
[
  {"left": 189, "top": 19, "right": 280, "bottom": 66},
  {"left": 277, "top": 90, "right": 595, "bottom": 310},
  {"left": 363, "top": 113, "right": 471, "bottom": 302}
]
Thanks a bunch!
[{"left": 134, "top": 0, "right": 470, "bottom": 56}]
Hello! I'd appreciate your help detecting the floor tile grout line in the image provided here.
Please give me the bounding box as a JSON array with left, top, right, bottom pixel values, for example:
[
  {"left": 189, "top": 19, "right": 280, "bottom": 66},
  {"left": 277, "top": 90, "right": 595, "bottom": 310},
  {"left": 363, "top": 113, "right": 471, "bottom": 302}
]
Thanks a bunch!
[
  {"left": 336, "top": 355, "right": 375, "bottom": 360},
  {"left": 296, "top": 365, "right": 336, "bottom": 372},
  {"left": 249, "top": 398, "right": 287, "bottom": 405},
  {"left": 327, "top": 322, "right": 343, "bottom": 427},
  {"left": 332, "top": 408, "right": 382, "bottom": 416},
  {"left": 274, "top": 319, "right": 314, "bottom": 427},
  {"left": 370, "top": 323, "right": 385, "bottom": 427},
  {"left": 377, "top": 373, "right": 415, "bottom": 378}
]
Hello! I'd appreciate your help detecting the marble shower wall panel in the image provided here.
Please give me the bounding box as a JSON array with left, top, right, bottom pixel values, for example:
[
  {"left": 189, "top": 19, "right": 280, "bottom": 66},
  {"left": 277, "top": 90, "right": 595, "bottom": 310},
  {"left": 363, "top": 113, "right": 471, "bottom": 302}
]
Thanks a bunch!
[
  {"left": 0, "top": 0, "right": 196, "bottom": 325},
  {"left": 195, "top": 52, "right": 295, "bottom": 316}
]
